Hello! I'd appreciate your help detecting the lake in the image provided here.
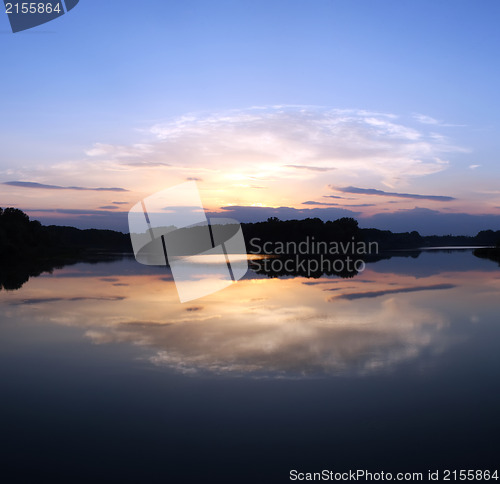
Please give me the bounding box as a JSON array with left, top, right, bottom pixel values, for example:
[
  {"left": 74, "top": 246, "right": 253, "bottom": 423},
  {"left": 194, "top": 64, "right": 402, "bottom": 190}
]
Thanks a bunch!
[{"left": 1, "top": 250, "right": 499, "bottom": 483}]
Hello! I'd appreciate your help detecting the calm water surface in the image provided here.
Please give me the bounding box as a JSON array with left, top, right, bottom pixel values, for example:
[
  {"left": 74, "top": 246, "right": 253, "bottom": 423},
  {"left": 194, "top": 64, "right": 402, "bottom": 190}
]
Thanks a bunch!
[{"left": 1, "top": 250, "right": 499, "bottom": 482}]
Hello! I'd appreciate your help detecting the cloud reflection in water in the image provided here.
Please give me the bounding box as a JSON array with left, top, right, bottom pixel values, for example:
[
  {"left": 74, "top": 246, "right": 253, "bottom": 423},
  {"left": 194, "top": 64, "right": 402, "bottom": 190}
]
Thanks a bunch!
[{"left": 3, "top": 259, "right": 487, "bottom": 378}]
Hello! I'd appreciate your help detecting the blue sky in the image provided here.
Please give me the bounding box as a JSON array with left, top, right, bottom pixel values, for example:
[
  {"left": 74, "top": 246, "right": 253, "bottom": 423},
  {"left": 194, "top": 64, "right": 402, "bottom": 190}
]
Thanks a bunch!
[{"left": 1, "top": 0, "right": 500, "bottom": 234}]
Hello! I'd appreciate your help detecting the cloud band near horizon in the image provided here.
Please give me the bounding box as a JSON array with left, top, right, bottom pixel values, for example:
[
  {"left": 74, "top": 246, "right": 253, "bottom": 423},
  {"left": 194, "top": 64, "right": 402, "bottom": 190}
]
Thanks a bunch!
[
  {"left": 3, "top": 181, "right": 128, "bottom": 192},
  {"left": 334, "top": 186, "right": 456, "bottom": 202}
]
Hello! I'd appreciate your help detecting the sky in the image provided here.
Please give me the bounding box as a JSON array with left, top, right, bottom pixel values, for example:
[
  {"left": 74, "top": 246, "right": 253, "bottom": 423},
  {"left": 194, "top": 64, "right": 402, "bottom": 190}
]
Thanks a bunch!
[{"left": 1, "top": 0, "right": 500, "bottom": 235}]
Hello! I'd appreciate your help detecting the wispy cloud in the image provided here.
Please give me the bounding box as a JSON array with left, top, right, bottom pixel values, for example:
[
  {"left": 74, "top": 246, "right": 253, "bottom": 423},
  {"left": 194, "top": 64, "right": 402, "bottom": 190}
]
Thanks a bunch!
[
  {"left": 132, "top": 106, "right": 464, "bottom": 186},
  {"left": 86, "top": 143, "right": 155, "bottom": 159},
  {"left": 413, "top": 113, "right": 465, "bottom": 127},
  {"left": 9, "top": 296, "right": 126, "bottom": 306},
  {"left": 334, "top": 186, "right": 456, "bottom": 202},
  {"left": 4, "top": 181, "right": 128, "bottom": 192},
  {"left": 23, "top": 208, "right": 125, "bottom": 215},
  {"left": 117, "top": 321, "right": 174, "bottom": 327},
  {"left": 330, "top": 284, "right": 456, "bottom": 301},
  {"left": 413, "top": 114, "right": 441, "bottom": 125},
  {"left": 284, "top": 165, "right": 335, "bottom": 172},
  {"left": 302, "top": 201, "right": 342, "bottom": 206},
  {"left": 123, "top": 161, "right": 171, "bottom": 167},
  {"left": 303, "top": 201, "right": 375, "bottom": 207},
  {"left": 344, "top": 204, "right": 376, "bottom": 207}
]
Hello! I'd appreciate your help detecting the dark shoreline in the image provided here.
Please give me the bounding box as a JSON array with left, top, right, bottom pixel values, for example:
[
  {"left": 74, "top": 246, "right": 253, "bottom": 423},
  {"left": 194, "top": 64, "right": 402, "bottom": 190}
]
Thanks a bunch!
[
  {"left": 473, "top": 247, "right": 500, "bottom": 264},
  {"left": 2, "top": 208, "right": 500, "bottom": 289}
]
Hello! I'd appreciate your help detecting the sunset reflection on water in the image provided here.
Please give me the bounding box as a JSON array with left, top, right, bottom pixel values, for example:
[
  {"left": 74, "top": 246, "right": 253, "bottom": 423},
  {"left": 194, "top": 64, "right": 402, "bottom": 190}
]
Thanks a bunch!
[{"left": 2, "top": 251, "right": 497, "bottom": 378}]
